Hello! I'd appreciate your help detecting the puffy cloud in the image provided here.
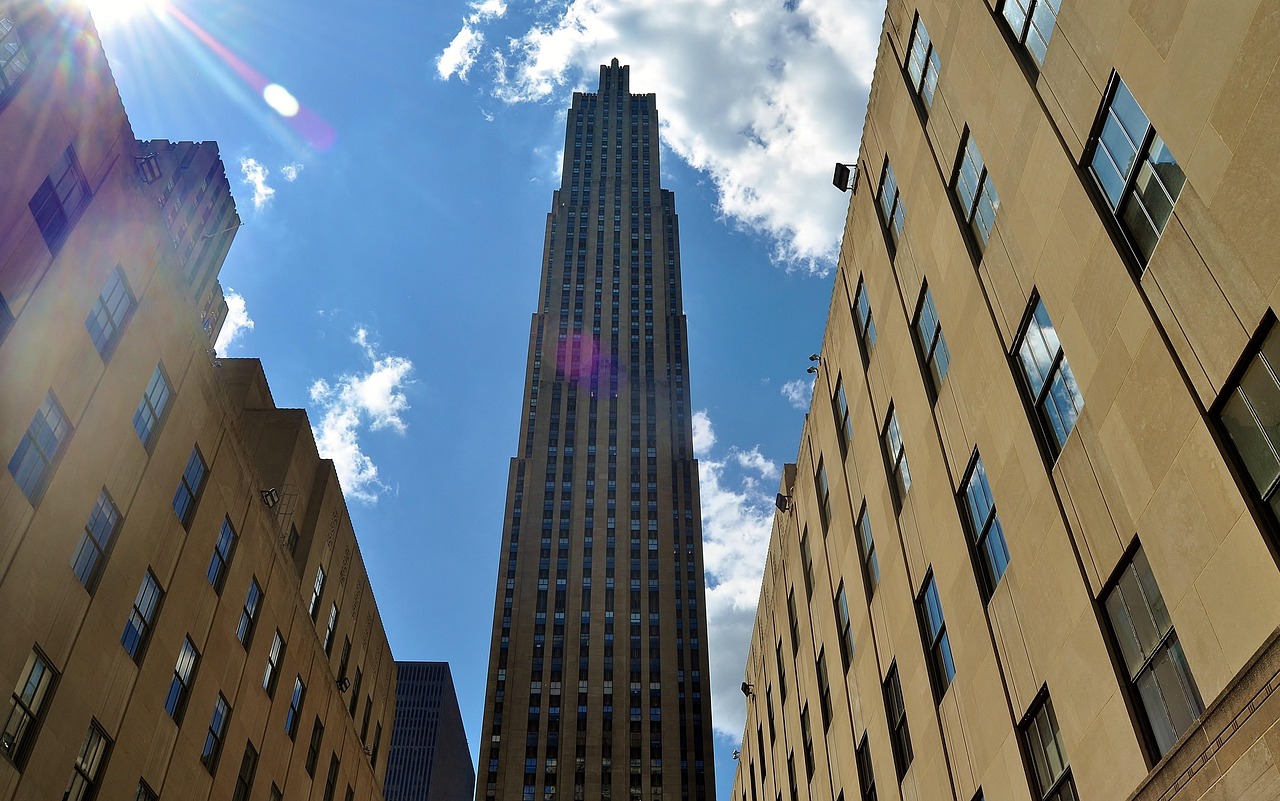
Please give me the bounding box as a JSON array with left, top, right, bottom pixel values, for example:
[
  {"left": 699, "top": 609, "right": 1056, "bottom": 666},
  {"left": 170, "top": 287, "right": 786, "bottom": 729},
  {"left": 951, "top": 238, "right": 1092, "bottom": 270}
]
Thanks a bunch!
[
  {"left": 436, "top": 0, "right": 884, "bottom": 272},
  {"left": 308, "top": 328, "right": 414, "bottom": 504},
  {"left": 437, "top": 0, "right": 510, "bottom": 81},
  {"left": 214, "top": 288, "right": 255, "bottom": 355},
  {"left": 694, "top": 410, "right": 780, "bottom": 739},
  {"left": 239, "top": 157, "right": 274, "bottom": 210},
  {"left": 280, "top": 162, "right": 304, "bottom": 182},
  {"left": 781, "top": 376, "right": 814, "bottom": 410}
]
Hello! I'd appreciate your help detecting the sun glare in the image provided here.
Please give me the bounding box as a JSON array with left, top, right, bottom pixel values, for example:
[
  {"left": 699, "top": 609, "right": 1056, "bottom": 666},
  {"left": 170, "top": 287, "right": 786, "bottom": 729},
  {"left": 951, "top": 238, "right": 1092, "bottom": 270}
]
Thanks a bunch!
[{"left": 85, "top": 0, "right": 162, "bottom": 28}]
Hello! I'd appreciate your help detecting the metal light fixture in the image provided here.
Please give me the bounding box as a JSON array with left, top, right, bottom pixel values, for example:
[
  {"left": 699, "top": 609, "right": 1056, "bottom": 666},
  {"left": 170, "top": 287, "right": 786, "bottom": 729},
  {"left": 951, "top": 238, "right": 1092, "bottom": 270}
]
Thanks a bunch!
[
  {"left": 261, "top": 488, "right": 280, "bottom": 508},
  {"left": 775, "top": 495, "right": 792, "bottom": 513},
  {"left": 740, "top": 681, "right": 755, "bottom": 698},
  {"left": 806, "top": 365, "right": 819, "bottom": 374}
]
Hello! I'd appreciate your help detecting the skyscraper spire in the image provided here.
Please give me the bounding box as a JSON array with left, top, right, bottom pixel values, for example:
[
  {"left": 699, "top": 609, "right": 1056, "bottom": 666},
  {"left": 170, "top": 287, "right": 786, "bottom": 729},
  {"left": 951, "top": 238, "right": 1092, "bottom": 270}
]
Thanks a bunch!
[{"left": 477, "top": 65, "right": 715, "bottom": 801}]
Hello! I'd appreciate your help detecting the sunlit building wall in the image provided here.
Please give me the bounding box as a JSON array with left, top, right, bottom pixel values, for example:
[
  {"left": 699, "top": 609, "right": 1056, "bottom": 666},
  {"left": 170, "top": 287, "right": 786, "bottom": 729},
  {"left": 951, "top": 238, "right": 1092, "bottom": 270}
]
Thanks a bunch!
[
  {"left": 732, "top": 2, "right": 1280, "bottom": 801},
  {"left": 0, "top": 3, "right": 396, "bottom": 799},
  {"left": 477, "top": 61, "right": 717, "bottom": 801}
]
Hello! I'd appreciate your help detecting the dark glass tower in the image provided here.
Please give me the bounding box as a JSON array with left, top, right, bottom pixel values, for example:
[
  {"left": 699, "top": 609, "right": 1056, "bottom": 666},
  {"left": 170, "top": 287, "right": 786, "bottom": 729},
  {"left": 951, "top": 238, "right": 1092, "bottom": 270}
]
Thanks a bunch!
[{"left": 477, "top": 61, "right": 715, "bottom": 801}]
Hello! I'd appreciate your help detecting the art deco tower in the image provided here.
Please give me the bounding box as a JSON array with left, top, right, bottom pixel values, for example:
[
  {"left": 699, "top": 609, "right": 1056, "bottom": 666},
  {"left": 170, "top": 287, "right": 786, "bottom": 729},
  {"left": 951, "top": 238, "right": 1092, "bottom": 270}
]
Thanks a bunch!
[{"left": 477, "top": 61, "right": 715, "bottom": 801}]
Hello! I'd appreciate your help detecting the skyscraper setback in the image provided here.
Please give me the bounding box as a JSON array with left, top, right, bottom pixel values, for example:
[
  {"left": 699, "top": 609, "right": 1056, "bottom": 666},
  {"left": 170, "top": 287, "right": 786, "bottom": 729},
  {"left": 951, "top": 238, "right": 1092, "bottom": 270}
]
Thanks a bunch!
[{"left": 477, "top": 62, "right": 715, "bottom": 801}]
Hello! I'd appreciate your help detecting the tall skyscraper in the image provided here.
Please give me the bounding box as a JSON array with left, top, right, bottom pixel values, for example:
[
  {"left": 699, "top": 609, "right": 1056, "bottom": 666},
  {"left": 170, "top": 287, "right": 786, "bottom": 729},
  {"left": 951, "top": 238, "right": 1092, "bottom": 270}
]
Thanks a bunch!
[
  {"left": 477, "top": 61, "right": 715, "bottom": 801},
  {"left": 730, "top": 2, "right": 1280, "bottom": 801},
  {"left": 386, "top": 662, "right": 474, "bottom": 801}
]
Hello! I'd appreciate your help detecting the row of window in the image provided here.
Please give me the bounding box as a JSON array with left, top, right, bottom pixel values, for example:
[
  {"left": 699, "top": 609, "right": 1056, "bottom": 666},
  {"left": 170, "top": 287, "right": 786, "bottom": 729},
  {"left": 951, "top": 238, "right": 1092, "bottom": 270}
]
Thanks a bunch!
[
  {"left": 9, "top": 357, "right": 173, "bottom": 507},
  {"left": 902, "top": 7, "right": 1185, "bottom": 270}
]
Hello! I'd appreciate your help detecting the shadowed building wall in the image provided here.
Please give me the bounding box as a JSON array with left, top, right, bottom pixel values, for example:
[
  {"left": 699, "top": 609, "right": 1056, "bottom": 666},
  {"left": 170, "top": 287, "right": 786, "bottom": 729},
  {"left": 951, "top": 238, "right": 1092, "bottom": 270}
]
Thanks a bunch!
[
  {"left": 0, "top": 3, "right": 395, "bottom": 799},
  {"left": 386, "top": 662, "right": 474, "bottom": 801}
]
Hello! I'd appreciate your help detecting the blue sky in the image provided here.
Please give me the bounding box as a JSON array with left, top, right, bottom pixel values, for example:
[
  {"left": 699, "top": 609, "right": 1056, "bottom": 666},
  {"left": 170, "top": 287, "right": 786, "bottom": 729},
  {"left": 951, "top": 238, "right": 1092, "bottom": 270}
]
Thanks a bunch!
[{"left": 90, "top": 0, "right": 884, "bottom": 795}]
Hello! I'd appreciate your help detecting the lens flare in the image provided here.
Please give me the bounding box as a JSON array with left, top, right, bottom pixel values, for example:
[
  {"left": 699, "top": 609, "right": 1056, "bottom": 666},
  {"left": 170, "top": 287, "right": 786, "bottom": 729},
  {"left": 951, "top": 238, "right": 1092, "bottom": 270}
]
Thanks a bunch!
[
  {"left": 84, "top": 0, "right": 161, "bottom": 28},
  {"left": 263, "top": 84, "right": 299, "bottom": 117}
]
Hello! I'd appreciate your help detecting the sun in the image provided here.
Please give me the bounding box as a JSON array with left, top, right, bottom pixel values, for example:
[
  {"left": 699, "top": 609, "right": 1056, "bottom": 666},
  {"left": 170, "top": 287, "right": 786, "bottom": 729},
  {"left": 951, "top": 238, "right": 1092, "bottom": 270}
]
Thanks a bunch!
[{"left": 84, "top": 0, "right": 163, "bottom": 28}]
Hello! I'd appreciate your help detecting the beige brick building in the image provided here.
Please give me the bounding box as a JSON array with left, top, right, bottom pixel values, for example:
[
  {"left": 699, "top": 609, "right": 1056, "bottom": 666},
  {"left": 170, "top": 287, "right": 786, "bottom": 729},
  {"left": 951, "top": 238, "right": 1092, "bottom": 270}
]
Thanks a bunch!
[
  {"left": 732, "top": 2, "right": 1280, "bottom": 801},
  {"left": 0, "top": 2, "right": 395, "bottom": 799}
]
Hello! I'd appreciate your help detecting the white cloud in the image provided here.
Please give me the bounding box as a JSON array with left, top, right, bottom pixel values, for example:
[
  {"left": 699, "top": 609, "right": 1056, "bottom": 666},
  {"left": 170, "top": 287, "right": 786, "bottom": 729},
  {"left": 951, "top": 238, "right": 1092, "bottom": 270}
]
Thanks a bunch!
[
  {"left": 436, "top": 0, "right": 885, "bottom": 272},
  {"left": 280, "top": 162, "right": 304, "bottom": 182},
  {"left": 213, "top": 288, "right": 254, "bottom": 355},
  {"left": 308, "top": 328, "right": 414, "bottom": 504},
  {"left": 694, "top": 410, "right": 780, "bottom": 740},
  {"left": 437, "top": 0, "right": 510, "bottom": 81},
  {"left": 239, "top": 157, "right": 275, "bottom": 210},
  {"left": 781, "top": 377, "right": 814, "bottom": 410}
]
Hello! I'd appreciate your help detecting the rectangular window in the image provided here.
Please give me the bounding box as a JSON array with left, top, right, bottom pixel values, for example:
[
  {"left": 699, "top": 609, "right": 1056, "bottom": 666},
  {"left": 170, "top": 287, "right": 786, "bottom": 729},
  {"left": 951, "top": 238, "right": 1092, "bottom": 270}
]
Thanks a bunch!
[
  {"left": 1103, "top": 547, "right": 1203, "bottom": 757},
  {"left": 285, "top": 677, "right": 305, "bottom": 740},
  {"left": 905, "top": 14, "right": 940, "bottom": 105},
  {"left": 881, "top": 407, "right": 910, "bottom": 509},
  {"left": 29, "top": 145, "right": 90, "bottom": 252},
  {"left": 856, "top": 734, "right": 876, "bottom": 801},
  {"left": 270, "top": 784, "right": 283, "bottom": 801},
  {"left": 323, "top": 603, "right": 339, "bottom": 655},
  {"left": 165, "top": 637, "right": 199, "bottom": 722},
  {"left": 0, "top": 11, "right": 32, "bottom": 102},
  {"left": 856, "top": 505, "right": 879, "bottom": 595},
  {"left": 787, "top": 752, "right": 797, "bottom": 801},
  {"left": 1021, "top": 693, "right": 1076, "bottom": 801},
  {"left": 816, "top": 650, "right": 832, "bottom": 730},
  {"left": 231, "top": 741, "right": 258, "bottom": 801},
  {"left": 132, "top": 364, "right": 172, "bottom": 448},
  {"left": 236, "top": 578, "right": 262, "bottom": 647},
  {"left": 1, "top": 648, "right": 56, "bottom": 767},
  {"left": 917, "top": 573, "right": 956, "bottom": 700},
  {"left": 0, "top": 293, "right": 12, "bottom": 345},
  {"left": 800, "top": 705, "right": 815, "bottom": 779},
  {"left": 799, "top": 529, "right": 814, "bottom": 599},
  {"left": 853, "top": 276, "right": 877, "bottom": 358},
  {"left": 121, "top": 570, "right": 163, "bottom": 662},
  {"left": 833, "top": 377, "right": 854, "bottom": 455},
  {"left": 876, "top": 159, "right": 905, "bottom": 246},
  {"left": 71, "top": 489, "right": 121, "bottom": 592},
  {"left": 815, "top": 461, "right": 832, "bottom": 532},
  {"left": 1089, "top": 75, "right": 1186, "bottom": 266},
  {"left": 371, "top": 722, "right": 382, "bottom": 768},
  {"left": 85, "top": 266, "right": 135, "bottom": 358},
  {"left": 207, "top": 518, "right": 236, "bottom": 593},
  {"left": 835, "top": 583, "right": 855, "bottom": 670},
  {"left": 913, "top": 288, "right": 951, "bottom": 396},
  {"left": 306, "top": 717, "right": 324, "bottom": 776},
  {"left": 201, "top": 694, "right": 230, "bottom": 772},
  {"left": 1220, "top": 326, "right": 1280, "bottom": 518},
  {"left": 954, "top": 132, "right": 1000, "bottom": 248},
  {"left": 775, "top": 641, "right": 787, "bottom": 701},
  {"left": 1000, "top": 0, "right": 1061, "bottom": 66},
  {"left": 962, "top": 455, "right": 1011, "bottom": 596},
  {"left": 172, "top": 447, "right": 208, "bottom": 528},
  {"left": 263, "top": 631, "right": 284, "bottom": 697},
  {"left": 1015, "top": 298, "right": 1083, "bottom": 454},
  {"left": 349, "top": 667, "right": 363, "bottom": 718},
  {"left": 882, "top": 663, "right": 912, "bottom": 780},
  {"left": 309, "top": 566, "right": 326, "bottom": 620},
  {"left": 136, "top": 780, "right": 158, "bottom": 801},
  {"left": 360, "top": 695, "right": 372, "bottom": 742},
  {"left": 63, "top": 721, "right": 110, "bottom": 801},
  {"left": 767, "top": 686, "right": 776, "bottom": 741},
  {"left": 8, "top": 391, "right": 72, "bottom": 504},
  {"left": 324, "top": 753, "right": 340, "bottom": 801},
  {"left": 787, "top": 589, "right": 800, "bottom": 656}
]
